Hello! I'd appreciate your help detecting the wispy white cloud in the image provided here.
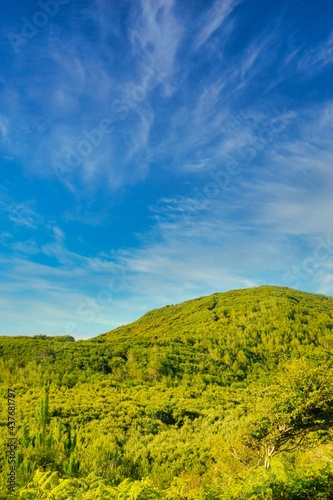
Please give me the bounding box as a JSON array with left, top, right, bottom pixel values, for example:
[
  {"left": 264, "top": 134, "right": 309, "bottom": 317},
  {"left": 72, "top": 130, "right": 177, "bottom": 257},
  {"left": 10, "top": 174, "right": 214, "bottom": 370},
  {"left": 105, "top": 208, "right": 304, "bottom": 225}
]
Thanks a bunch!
[
  {"left": 242, "top": 102, "right": 333, "bottom": 237},
  {"left": 0, "top": 199, "right": 43, "bottom": 230},
  {"left": 194, "top": 0, "right": 241, "bottom": 50},
  {"left": 0, "top": 227, "right": 132, "bottom": 338},
  {"left": 148, "top": 17, "right": 292, "bottom": 175},
  {"left": 0, "top": 0, "right": 186, "bottom": 196},
  {"left": 296, "top": 33, "right": 333, "bottom": 74},
  {"left": 129, "top": 0, "right": 184, "bottom": 94},
  {"left": 121, "top": 100, "right": 333, "bottom": 307},
  {"left": 0, "top": 114, "right": 9, "bottom": 143}
]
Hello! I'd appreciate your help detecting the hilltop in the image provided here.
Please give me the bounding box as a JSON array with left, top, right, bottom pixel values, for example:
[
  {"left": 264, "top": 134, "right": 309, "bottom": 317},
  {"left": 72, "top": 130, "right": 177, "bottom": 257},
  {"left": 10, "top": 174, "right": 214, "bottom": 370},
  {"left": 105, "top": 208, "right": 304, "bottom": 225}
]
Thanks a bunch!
[
  {"left": 98, "top": 284, "right": 333, "bottom": 344},
  {"left": 1, "top": 285, "right": 333, "bottom": 499}
]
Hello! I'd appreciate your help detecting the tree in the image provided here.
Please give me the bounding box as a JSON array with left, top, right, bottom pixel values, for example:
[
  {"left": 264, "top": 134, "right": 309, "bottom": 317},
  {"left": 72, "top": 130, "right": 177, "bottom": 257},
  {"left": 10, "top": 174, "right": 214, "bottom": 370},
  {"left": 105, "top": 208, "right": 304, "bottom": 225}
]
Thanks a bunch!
[{"left": 227, "top": 360, "right": 333, "bottom": 469}]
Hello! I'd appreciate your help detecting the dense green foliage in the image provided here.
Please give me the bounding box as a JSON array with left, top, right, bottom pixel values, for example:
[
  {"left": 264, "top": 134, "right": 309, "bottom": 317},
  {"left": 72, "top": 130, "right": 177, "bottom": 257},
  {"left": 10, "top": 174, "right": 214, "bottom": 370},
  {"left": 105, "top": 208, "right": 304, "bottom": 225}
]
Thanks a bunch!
[{"left": 1, "top": 285, "right": 333, "bottom": 498}]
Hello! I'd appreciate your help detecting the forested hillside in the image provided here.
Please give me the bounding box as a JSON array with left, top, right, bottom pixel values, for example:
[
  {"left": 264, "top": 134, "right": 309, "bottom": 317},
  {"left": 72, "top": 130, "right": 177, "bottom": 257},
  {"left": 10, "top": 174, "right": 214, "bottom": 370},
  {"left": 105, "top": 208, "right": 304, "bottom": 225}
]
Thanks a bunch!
[{"left": 1, "top": 285, "right": 333, "bottom": 499}]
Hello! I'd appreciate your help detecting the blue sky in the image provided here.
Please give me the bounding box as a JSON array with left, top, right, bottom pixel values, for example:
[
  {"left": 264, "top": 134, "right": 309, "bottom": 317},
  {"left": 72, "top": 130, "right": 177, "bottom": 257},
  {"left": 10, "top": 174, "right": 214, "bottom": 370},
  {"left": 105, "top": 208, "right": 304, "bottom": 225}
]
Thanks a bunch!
[{"left": 1, "top": 0, "right": 333, "bottom": 338}]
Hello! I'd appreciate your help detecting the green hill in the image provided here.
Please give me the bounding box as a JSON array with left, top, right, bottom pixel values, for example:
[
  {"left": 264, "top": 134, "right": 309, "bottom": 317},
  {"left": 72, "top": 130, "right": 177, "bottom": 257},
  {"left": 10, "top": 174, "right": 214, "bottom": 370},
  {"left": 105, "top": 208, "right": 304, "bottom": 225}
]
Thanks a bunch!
[
  {"left": 99, "top": 285, "right": 333, "bottom": 342},
  {"left": 1, "top": 285, "right": 333, "bottom": 499}
]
